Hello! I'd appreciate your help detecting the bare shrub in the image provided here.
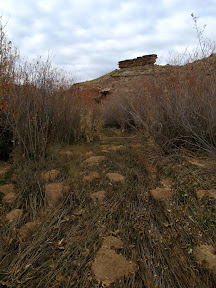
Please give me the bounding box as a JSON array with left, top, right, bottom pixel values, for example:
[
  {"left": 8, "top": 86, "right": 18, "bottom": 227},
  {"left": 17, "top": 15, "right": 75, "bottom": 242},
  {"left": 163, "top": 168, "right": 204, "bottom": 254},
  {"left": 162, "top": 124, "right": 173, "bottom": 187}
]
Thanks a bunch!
[{"left": 102, "top": 16, "right": 216, "bottom": 154}]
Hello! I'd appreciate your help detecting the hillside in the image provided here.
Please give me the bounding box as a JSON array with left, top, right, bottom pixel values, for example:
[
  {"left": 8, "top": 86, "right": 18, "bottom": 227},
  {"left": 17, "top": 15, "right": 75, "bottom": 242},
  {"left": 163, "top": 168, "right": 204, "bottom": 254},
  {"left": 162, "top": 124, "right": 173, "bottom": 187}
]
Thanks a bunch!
[{"left": 74, "top": 53, "right": 216, "bottom": 108}]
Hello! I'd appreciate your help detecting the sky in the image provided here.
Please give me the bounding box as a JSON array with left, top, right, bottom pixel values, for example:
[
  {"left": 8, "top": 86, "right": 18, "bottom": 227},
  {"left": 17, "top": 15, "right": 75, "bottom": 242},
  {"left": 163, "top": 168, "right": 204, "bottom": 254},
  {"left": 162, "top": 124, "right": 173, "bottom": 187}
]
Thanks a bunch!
[{"left": 1, "top": 0, "right": 216, "bottom": 82}]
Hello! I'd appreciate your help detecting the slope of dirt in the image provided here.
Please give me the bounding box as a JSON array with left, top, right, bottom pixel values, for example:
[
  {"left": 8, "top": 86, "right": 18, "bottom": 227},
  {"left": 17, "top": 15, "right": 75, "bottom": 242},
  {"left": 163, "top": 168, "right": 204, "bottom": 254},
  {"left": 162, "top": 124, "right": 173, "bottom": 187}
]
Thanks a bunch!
[
  {"left": 0, "top": 129, "right": 216, "bottom": 287},
  {"left": 73, "top": 53, "right": 216, "bottom": 107}
]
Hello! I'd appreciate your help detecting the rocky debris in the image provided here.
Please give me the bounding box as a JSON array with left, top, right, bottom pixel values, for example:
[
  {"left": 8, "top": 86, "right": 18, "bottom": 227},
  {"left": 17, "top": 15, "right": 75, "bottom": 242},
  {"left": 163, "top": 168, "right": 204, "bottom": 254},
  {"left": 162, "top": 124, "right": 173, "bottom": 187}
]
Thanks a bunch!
[
  {"left": 149, "top": 187, "right": 173, "bottom": 200},
  {"left": 106, "top": 173, "right": 125, "bottom": 183},
  {"left": 84, "top": 151, "right": 94, "bottom": 158},
  {"left": 45, "top": 182, "right": 64, "bottom": 207},
  {"left": 108, "top": 145, "right": 124, "bottom": 151},
  {"left": 92, "top": 239, "right": 136, "bottom": 286},
  {"left": 18, "top": 221, "right": 39, "bottom": 241},
  {"left": 41, "top": 169, "right": 60, "bottom": 182},
  {"left": 0, "top": 162, "right": 12, "bottom": 175},
  {"left": 90, "top": 190, "right": 106, "bottom": 203},
  {"left": 101, "top": 236, "right": 124, "bottom": 250},
  {"left": 193, "top": 245, "right": 216, "bottom": 275},
  {"left": 119, "top": 54, "right": 157, "bottom": 69},
  {"left": 83, "top": 171, "right": 100, "bottom": 181},
  {"left": 196, "top": 189, "right": 216, "bottom": 200},
  {"left": 0, "top": 184, "right": 16, "bottom": 203},
  {"left": 83, "top": 156, "right": 106, "bottom": 166},
  {"left": 6, "top": 209, "right": 23, "bottom": 223}
]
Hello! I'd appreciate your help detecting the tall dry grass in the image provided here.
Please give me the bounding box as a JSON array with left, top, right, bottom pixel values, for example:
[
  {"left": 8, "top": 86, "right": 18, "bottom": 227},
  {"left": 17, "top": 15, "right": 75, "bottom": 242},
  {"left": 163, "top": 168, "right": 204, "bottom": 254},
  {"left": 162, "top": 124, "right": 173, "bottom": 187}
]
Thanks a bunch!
[
  {"left": 0, "top": 19, "right": 98, "bottom": 163},
  {"left": 102, "top": 16, "right": 216, "bottom": 154}
]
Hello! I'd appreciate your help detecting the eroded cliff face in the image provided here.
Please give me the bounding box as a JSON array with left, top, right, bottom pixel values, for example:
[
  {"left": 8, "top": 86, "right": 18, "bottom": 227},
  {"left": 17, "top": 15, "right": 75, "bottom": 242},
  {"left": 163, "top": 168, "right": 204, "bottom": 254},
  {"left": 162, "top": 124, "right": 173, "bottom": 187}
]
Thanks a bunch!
[
  {"left": 71, "top": 53, "right": 216, "bottom": 108},
  {"left": 118, "top": 54, "right": 157, "bottom": 69}
]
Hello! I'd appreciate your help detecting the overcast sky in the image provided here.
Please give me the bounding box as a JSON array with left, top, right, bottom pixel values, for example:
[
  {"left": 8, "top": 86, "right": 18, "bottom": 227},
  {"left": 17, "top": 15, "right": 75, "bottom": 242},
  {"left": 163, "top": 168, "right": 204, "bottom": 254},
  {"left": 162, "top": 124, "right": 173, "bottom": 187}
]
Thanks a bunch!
[{"left": 1, "top": 0, "right": 216, "bottom": 82}]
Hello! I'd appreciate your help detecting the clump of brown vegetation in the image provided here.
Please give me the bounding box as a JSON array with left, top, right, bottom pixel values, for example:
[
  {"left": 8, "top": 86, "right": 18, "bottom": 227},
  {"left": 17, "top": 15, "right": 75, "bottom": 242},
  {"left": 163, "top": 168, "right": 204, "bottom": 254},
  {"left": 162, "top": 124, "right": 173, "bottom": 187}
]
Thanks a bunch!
[
  {"left": 102, "top": 16, "right": 216, "bottom": 155},
  {"left": 0, "top": 15, "right": 216, "bottom": 288}
]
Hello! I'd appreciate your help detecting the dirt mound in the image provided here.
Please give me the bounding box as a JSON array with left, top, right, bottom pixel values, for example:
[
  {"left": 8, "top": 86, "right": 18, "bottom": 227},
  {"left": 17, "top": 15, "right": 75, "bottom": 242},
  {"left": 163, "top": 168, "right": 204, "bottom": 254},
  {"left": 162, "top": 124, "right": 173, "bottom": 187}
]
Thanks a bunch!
[
  {"left": 92, "top": 245, "right": 136, "bottom": 286},
  {"left": 83, "top": 155, "right": 106, "bottom": 166},
  {"left": 83, "top": 171, "right": 100, "bottom": 181},
  {"left": 18, "top": 221, "right": 39, "bottom": 241},
  {"left": 41, "top": 169, "right": 60, "bottom": 182},
  {"left": 101, "top": 236, "right": 124, "bottom": 250},
  {"left": 90, "top": 190, "right": 106, "bottom": 203},
  {"left": 0, "top": 184, "right": 16, "bottom": 203},
  {"left": 149, "top": 187, "right": 173, "bottom": 200},
  {"left": 5, "top": 209, "right": 23, "bottom": 222},
  {"left": 196, "top": 189, "right": 216, "bottom": 199},
  {"left": 45, "top": 182, "right": 64, "bottom": 206},
  {"left": 0, "top": 162, "right": 12, "bottom": 175},
  {"left": 194, "top": 245, "right": 216, "bottom": 275},
  {"left": 106, "top": 172, "right": 125, "bottom": 182}
]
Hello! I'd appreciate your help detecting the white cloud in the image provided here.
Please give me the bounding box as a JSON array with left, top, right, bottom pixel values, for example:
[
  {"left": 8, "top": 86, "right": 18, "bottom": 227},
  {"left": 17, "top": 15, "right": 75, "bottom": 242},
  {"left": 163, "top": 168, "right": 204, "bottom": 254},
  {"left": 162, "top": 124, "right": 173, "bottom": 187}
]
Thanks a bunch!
[{"left": 0, "top": 0, "right": 216, "bottom": 81}]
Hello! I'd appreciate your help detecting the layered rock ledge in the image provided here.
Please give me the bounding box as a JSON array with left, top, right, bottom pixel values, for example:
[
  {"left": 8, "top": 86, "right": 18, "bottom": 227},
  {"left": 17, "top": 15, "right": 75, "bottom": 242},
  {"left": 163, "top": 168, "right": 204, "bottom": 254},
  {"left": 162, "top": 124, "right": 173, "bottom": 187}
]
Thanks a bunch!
[{"left": 118, "top": 54, "right": 157, "bottom": 69}]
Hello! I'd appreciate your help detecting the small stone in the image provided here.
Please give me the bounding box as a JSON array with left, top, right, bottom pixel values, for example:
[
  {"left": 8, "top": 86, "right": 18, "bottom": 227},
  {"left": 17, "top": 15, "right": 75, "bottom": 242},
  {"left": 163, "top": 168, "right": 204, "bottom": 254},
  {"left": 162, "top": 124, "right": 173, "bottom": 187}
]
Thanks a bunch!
[
  {"left": 106, "top": 173, "right": 125, "bottom": 183},
  {"left": 83, "top": 171, "right": 100, "bottom": 181},
  {"left": 149, "top": 187, "right": 173, "bottom": 200},
  {"left": 45, "top": 182, "right": 64, "bottom": 207},
  {"left": 6, "top": 209, "right": 23, "bottom": 222},
  {"left": 41, "top": 169, "right": 60, "bottom": 182},
  {"left": 90, "top": 191, "right": 106, "bottom": 203}
]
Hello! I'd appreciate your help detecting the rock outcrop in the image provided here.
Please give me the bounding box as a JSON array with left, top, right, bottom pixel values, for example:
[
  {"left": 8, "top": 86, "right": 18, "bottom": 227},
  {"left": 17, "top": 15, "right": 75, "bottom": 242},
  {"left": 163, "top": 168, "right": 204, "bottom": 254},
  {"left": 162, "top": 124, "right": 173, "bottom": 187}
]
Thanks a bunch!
[{"left": 118, "top": 54, "right": 157, "bottom": 69}]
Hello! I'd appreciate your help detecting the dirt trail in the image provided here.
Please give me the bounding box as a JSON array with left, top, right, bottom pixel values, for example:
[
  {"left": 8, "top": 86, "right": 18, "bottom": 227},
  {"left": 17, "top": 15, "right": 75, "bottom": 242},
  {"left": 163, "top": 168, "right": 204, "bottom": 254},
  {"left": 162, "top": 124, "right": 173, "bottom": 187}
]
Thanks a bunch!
[{"left": 0, "top": 129, "right": 216, "bottom": 287}]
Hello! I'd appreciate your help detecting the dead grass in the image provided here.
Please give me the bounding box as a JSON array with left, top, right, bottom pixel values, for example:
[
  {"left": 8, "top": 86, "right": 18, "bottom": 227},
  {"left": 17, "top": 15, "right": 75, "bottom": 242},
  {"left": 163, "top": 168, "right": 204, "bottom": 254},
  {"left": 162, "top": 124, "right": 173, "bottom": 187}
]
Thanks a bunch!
[{"left": 0, "top": 129, "right": 215, "bottom": 287}]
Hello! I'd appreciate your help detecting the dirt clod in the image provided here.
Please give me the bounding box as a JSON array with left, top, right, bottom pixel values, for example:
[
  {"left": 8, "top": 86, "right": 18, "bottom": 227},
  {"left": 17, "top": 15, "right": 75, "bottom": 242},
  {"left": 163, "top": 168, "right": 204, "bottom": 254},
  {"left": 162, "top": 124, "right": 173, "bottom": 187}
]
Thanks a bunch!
[
  {"left": 193, "top": 245, "right": 216, "bottom": 275},
  {"left": 0, "top": 163, "right": 12, "bottom": 175},
  {"left": 149, "top": 187, "right": 173, "bottom": 200},
  {"left": 101, "top": 236, "right": 124, "bottom": 250},
  {"left": 196, "top": 189, "right": 216, "bottom": 199},
  {"left": 45, "top": 182, "right": 64, "bottom": 206},
  {"left": 108, "top": 145, "right": 124, "bottom": 151},
  {"left": 84, "top": 151, "right": 94, "bottom": 157},
  {"left": 92, "top": 247, "right": 136, "bottom": 286},
  {"left": 41, "top": 169, "right": 60, "bottom": 182},
  {"left": 83, "top": 171, "right": 100, "bottom": 181},
  {"left": 83, "top": 156, "right": 106, "bottom": 166},
  {"left": 6, "top": 209, "right": 23, "bottom": 222},
  {"left": 18, "top": 221, "right": 39, "bottom": 241},
  {"left": 90, "top": 190, "right": 106, "bottom": 203},
  {"left": 106, "top": 173, "right": 125, "bottom": 182},
  {"left": 0, "top": 184, "right": 15, "bottom": 195},
  {"left": 2, "top": 192, "right": 16, "bottom": 203}
]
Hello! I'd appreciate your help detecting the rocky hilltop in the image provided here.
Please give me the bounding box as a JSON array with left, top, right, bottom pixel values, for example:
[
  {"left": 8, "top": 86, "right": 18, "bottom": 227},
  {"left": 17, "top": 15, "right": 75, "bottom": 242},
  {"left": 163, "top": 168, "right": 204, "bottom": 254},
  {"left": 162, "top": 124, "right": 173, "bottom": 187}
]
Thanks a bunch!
[
  {"left": 72, "top": 53, "right": 216, "bottom": 107},
  {"left": 118, "top": 54, "right": 157, "bottom": 69}
]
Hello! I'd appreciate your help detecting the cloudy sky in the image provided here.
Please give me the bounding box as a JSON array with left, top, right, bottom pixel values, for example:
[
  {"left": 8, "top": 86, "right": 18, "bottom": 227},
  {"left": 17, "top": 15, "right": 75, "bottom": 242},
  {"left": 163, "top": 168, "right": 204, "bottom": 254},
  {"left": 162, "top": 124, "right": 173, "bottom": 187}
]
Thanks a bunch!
[{"left": 1, "top": 0, "right": 216, "bottom": 82}]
